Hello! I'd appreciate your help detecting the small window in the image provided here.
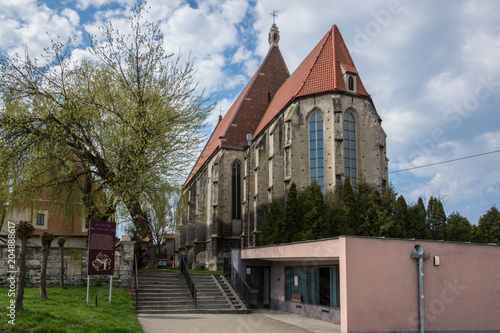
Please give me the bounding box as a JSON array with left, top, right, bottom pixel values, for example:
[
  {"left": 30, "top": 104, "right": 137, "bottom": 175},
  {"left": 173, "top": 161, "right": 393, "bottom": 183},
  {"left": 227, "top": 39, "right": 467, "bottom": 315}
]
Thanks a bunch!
[
  {"left": 348, "top": 76, "right": 354, "bottom": 91},
  {"left": 37, "top": 213, "right": 45, "bottom": 225}
]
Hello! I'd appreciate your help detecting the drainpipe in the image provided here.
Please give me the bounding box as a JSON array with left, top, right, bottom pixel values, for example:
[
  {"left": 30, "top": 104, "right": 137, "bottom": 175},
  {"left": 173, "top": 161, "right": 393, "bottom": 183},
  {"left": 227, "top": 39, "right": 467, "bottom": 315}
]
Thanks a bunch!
[
  {"left": 411, "top": 245, "right": 430, "bottom": 333},
  {"left": 246, "top": 134, "right": 252, "bottom": 248}
]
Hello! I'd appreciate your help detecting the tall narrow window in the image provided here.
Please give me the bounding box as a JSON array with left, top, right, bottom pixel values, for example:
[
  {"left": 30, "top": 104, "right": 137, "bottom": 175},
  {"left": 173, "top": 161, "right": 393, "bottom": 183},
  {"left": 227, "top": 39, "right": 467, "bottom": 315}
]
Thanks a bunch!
[
  {"left": 309, "top": 112, "right": 324, "bottom": 191},
  {"left": 232, "top": 161, "right": 242, "bottom": 219},
  {"left": 344, "top": 112, "right": 356, "bottom": 184}
]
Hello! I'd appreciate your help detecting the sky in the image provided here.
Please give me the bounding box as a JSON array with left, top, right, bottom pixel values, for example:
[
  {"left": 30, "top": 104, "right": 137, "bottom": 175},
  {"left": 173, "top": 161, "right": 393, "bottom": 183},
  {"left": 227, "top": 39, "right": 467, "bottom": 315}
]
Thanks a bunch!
[{"left": 1, "top": 0, "right": 499, "bottom": 225}]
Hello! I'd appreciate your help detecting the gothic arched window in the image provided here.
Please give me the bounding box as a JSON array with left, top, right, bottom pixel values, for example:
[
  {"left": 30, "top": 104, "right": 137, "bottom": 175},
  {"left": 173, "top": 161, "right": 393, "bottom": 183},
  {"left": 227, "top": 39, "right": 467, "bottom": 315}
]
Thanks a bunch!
[
  {"left": 344, "top": 112, "right": 356, "bottom": 184},
  {"left": 309, "top": 112, "right": 324, "bottom": 191},
  {"left": 231, "top": 161, "right": 242, "bottom": 219}
]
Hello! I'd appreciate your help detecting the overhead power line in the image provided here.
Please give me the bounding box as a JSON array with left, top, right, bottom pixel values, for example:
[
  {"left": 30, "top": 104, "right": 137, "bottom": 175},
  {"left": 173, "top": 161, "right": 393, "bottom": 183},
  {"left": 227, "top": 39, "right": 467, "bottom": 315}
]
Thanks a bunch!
[{"left": 390, "top": 149, "right": 500, "bottom": 174}]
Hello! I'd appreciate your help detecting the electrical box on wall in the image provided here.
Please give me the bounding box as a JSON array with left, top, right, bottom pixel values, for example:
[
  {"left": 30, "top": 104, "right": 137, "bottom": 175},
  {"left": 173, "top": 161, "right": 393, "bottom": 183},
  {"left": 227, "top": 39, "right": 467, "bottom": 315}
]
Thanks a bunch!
[{"left": 434, "top": 256, "right": 440, "bottom": 266}]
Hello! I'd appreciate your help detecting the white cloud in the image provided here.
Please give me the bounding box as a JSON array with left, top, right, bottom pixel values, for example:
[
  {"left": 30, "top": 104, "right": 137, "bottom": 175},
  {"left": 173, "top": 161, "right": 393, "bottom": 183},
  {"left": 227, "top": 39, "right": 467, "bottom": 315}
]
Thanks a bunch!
[
  {"left": 75, "top": 0, "right": 135, "bottom": 10},
  {"left": 0, "top": 2, "right": 83, "bottom": 60}
]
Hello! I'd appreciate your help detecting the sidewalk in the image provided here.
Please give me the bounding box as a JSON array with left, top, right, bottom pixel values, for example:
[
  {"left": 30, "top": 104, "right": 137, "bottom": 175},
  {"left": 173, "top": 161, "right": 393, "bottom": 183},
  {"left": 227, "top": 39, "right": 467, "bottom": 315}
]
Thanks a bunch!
[{"left": 137, "top": 309, "right": 340, "bottom": 333}]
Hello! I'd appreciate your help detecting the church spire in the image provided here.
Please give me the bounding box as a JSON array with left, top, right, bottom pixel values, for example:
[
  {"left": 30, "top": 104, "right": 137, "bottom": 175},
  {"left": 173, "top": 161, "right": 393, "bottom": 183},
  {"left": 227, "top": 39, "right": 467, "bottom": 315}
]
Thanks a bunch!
[{"left": 268, "top": 11, "right": 280, "bottom": 48}]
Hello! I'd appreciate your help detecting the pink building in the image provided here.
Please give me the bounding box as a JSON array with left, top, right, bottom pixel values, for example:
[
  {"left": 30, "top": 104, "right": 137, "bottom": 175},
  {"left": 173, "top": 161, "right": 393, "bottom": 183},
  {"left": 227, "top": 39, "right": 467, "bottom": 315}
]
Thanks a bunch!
[{"left": 231, "top": 236, "right": 500, "bottom": 332}]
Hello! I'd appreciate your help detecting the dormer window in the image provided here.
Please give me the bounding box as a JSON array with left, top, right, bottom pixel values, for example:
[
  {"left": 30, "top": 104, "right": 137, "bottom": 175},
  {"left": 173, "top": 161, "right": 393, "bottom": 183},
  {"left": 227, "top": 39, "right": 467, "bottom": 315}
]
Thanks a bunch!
[{"left": 340, "top": 63, "right": 358, "bottom": 93}]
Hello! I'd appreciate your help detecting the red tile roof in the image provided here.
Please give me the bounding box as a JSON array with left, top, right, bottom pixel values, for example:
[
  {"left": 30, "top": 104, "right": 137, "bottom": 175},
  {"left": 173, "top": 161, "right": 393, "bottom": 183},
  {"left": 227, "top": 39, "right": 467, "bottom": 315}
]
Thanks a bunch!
[
  {"left": 184, "top": 25, "right": 368, "bottom": 187},
  {"left": 253, "top": 25, "right": 369, "bottom": 137},
  {"left": 183, "top": 72, "right": 256, "bottom": 187},
  {"left": 184, "top": 46, "right": 289, "bottom": 187}
]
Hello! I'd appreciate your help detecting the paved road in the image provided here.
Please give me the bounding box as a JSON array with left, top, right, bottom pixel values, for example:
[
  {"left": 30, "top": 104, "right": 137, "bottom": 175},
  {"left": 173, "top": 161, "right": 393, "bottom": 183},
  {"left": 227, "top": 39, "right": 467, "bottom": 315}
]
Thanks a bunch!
[{"left": 137, "top": 309, "right": 340, "bottom": 333}]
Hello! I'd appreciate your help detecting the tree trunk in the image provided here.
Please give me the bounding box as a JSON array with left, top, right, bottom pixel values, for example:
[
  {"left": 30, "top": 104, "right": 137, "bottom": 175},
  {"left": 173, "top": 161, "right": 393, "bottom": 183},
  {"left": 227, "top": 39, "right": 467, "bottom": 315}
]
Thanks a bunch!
[
  {"left": 59, "top": 246, "right": 65, "bottom": 288},
  {"left": 58, "top": 237, "right": 66, "bottom": 289},
  {"left": 126, "top": 198, "right": 156, "bottom": 268},
  {"left": 40, "top": 232, "right": 54, "bottom": 299},
  {"left": 15, "top": 237, "right": 28, "bottom": 310}
]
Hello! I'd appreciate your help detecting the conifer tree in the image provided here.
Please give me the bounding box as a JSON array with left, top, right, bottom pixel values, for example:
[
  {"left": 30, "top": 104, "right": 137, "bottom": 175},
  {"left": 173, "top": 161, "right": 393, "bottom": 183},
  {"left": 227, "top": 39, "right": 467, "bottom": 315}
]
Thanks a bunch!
[
  {"left": 428, "top": 197, "right": 447, "bottom": 240},
  {"left": 260, "top": 198, "right": 284, "bottom": 245},
  {"left": 356, "top": 179, "right": 378, "bottom": 236},
  {"left": 298, "top": 182, "right": 326, "bottom": 240},
  {"left": 341, "top": 178, "right": 359, "bottom": 235},
  {"left": 408, "top": 198, "right": 430, "bottom": 239},
  {"left": 283, "top": 183, "right": 302, "bottom": 243},
  {"left": 326, "top": 189, "right": 344, "bottom": 236},
  {"left": 393, "top": 195, "right": 409, "bottom": 238}
]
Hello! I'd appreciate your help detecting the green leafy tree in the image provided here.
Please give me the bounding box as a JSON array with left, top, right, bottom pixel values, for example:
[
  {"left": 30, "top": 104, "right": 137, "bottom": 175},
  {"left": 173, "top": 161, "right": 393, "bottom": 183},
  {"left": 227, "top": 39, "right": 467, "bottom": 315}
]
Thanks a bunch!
[
  {"left": 260, "top": 198, "right": 284, "bottom": 245},
  {"left": 446, "top": 212, "right": 471, "bottom": 242},
  {"left": 477, "top": 206, "right": 500, "bottom": 243},
  {"left": 0, "top": 4, "right": 212, "bottom": 266}
]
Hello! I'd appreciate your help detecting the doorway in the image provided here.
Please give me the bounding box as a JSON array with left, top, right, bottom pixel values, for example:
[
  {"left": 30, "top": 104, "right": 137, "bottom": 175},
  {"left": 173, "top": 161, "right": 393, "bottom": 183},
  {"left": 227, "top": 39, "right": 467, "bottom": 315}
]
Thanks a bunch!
[{"left": 245, "top": 266, "right": 270, "bottom": 308}]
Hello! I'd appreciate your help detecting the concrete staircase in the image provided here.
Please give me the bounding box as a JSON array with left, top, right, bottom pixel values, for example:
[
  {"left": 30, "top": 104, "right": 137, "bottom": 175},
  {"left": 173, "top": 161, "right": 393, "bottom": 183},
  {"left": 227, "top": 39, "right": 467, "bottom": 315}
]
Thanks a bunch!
[
  {"left": 136, "top": 273, "right": 195, "bottom": 314},
  {"left": 136, "top": 272, "right": 249, "bottom": 314}
]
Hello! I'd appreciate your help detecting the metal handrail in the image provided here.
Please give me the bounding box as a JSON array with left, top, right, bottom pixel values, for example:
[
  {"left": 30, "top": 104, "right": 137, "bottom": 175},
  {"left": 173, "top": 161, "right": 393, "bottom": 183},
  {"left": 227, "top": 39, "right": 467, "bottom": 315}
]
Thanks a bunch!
[
  {"left": 231, "top": 265, "right": 250, "bottom": 303},
  {"left": 133, "top": 253, "right": 139, "bottom": 309},
  {"left": 180, "top": 254, "right": 197, "bottom": 308},
  {"left": 223, "top": 257, "right": 231, "bottom": 275}
]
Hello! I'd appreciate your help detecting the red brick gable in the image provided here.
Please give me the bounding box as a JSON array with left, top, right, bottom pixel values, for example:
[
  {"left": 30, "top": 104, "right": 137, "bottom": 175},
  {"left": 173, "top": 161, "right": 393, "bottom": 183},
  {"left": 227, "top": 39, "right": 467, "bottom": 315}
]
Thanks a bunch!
[
  {"left": 254, "top": 25, "right": 370, "bottom": 138},
  {"left": 223, "top": 46, "right": 289, "bottom": 149},
  {"left": 184, "top": 45, "right": 289, "bottom": 187}
]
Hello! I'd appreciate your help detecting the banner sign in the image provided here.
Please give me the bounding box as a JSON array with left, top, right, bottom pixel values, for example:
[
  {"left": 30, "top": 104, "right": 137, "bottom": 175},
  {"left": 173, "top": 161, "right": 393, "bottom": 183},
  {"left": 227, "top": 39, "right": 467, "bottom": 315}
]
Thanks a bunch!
[{"left": 88, "top": 220, "right": 116, "bottom": 276}]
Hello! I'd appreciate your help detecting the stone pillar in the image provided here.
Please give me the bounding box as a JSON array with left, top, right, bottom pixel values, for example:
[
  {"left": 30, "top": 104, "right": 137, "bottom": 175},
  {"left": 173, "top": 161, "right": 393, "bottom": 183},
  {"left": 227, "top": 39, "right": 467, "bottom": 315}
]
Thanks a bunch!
[{"left": 116, "top": 241, "right": 135, "bottom": 287}]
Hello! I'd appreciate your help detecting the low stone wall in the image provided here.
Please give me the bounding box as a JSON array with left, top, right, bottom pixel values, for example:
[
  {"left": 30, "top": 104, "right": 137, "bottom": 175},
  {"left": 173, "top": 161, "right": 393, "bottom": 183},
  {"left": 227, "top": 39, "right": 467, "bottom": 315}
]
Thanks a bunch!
[{"left": 0, "top": 241, "right": 135, "bottom": 287}]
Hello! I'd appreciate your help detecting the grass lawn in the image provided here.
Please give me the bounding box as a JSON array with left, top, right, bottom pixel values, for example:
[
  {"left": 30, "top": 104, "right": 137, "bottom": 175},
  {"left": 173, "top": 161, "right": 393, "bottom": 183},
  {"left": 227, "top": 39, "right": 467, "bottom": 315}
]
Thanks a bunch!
[{"left": 0, "top": 286, "right": 142, "bottom": 333}]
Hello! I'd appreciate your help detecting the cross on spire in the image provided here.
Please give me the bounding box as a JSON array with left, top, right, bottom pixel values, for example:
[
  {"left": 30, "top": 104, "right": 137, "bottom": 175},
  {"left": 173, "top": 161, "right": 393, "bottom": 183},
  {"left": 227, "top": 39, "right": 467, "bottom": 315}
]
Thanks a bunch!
[
  {"left": 218, "top": 106, "right": 223, "bottom": 117},
  {"left": 270, "top": 10, "right": 278, "bottom": 24}
]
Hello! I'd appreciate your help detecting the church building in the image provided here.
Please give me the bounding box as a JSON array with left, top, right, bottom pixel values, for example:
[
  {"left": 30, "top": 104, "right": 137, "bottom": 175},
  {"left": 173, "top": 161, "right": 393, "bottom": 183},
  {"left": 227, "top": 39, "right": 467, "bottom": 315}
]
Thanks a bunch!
[{"left": 176, "top": 24, "right": 389, "bottom": 270}]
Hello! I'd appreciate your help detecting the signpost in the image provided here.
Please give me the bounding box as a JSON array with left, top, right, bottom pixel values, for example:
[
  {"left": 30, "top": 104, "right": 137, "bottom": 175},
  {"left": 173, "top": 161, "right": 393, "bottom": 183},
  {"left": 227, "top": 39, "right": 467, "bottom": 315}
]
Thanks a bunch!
[{"left": 87, "top": 220, "right": 116, "bottom": 304}]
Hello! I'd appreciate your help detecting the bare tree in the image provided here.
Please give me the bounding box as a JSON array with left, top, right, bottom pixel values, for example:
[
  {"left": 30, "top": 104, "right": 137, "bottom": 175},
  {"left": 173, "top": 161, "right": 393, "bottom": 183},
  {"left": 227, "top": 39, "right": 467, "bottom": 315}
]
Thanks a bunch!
[
  {"left": 145, "top": 188, "right": 180, "bottom": 258},
  {"left": 40, "top": 232, "right": 55, "bottom": 299},
  {"left": 15, "top": 221, "right": 34, "bottom": 310}
]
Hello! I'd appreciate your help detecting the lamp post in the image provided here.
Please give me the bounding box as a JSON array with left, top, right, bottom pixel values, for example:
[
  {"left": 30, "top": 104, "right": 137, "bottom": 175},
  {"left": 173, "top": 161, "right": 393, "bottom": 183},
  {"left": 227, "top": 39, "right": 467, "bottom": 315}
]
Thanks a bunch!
[{"left": 411, "top": 245, "right": 431, "bottom": 333}]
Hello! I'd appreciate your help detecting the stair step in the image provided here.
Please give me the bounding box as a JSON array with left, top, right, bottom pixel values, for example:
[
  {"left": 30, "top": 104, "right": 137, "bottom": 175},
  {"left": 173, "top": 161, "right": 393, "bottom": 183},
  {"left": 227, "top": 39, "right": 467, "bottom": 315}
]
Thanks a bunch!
[{"left": 135, "top": 273, "right": 248, "bottom": 314}]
